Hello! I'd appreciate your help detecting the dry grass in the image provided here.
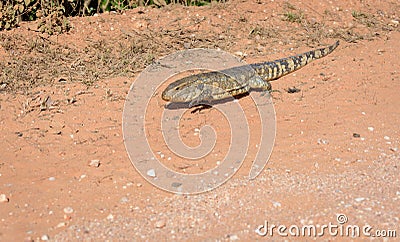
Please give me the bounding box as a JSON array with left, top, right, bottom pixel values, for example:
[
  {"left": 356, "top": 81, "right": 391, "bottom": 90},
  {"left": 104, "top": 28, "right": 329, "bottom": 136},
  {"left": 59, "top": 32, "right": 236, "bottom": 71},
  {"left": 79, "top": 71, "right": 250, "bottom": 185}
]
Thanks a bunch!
[{"left": 0, "top": 2, "right": 397, "bottom": 94}]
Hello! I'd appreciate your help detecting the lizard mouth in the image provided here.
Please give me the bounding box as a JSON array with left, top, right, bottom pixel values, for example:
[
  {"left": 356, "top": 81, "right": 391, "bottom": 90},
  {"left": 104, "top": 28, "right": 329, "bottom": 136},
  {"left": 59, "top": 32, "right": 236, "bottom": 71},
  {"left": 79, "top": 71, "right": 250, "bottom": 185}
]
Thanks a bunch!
[{"left": 161, "top": 90, "right": 171, "bottom": 101}]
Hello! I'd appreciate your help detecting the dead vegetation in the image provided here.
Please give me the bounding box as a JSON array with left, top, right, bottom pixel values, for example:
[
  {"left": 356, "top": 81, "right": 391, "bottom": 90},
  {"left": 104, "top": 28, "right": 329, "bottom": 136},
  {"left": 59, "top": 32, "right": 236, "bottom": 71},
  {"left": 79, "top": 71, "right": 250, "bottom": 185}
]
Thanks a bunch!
[{"left": 0, "top": 1, "right": 398, "bottom": 94}]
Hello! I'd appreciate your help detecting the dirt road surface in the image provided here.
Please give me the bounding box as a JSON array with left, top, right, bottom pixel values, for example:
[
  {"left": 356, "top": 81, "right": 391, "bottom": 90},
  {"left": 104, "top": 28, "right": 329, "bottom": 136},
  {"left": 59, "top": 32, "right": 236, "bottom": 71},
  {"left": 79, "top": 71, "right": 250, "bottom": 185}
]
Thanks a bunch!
[{"left": 0, "top": 0, "right": 399, "bottom": 240}]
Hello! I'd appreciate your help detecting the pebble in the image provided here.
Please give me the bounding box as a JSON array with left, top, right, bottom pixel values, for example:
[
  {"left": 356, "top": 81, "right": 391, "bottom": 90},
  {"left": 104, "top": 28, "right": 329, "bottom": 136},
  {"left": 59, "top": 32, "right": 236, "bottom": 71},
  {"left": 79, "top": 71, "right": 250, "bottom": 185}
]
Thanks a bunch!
[
  {"left": 355, "top": 197, "right": 365, "bottom": 202},
  {"left": 147, "top": 169, "right": 156, "bottom": 177},
  {"left": 63, "top": 207, "right": 74, "bottom": 214},
  {"left": 56, "top": 222, "right": 67, "bottom": 228},
  {"left": 317, "top": 138, "right": 329, "bottom": 145},
  {"left": 89, "top": 159, "right": 101, "bottom": 167},
  {"left": 120, "top": 197, "right": 129, "bottom": 204},
  {"left": 384, "top": 136, "right": 390, "bottom": 140},
  {"left": 0, "top": 194, "right": 9, "bottom": 203},
  {"left": 155, "top": 219, "right": 166, "bottom": 228},
  {"left": 272, "top": 201, "right": 281, "bottom": 208},
  {"left": 228, "top": 234, "right": 239, "bottom": 240},
  {"left": 41, "top": 234, "right": 50, "bottom": 241},
  {"left": 234, "top": 51, "right": 246, "bottom": 57},
  {"left": 368, "top": 127, "right": 374, "bottom": 131},
  {"left": 48, "top": 177, "right": 56, "bottom": 181},
  {"left": 107, "top": 214, "right": 114, "bottom": 221}
]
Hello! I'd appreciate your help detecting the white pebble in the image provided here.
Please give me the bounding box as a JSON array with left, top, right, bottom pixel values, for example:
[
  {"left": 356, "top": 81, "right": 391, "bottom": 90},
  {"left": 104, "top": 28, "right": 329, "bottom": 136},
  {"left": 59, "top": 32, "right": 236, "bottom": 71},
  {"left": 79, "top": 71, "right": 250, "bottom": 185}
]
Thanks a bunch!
[
  {"left": 229, "top": 234, "right": 239, "bottom": 240},
  {"left": 48, "top": 177, "right": 56, "bottom": 181},
  {"left": 120, "top": 197, "right": 129, "bottom": 203},
  {"left": 56, "top": 222, "right": 67, "bottom": 228},
  {"left": 317, "top": 138, "right": 329, "bottom": 145},
  {"left": 0, "top": 194, "right": 9, "bottom": 203},
  {"left": 355, "top": 197, "right": 365, "bottom": 202},
  {"left": 155, "top": 219, "right": 166, "bottom": 228},
  {"left": 272, "top": 201, "right": 281, "bottom": 208},
  {"left": 384, "top": 136, "right": 390, "bottom": 140},
  {"left": 41, "top": 234, "right": 50, "bottom": 241},
  {"left": 63, "top": 207, "right": 74, "bottom": 214},
  {"left": 147, "top": 169, "right": 156, "bottom": 177},
  {"left": 88, "top": 159, "right": 100, "bottom": 167},
  {"left": 107, "top": 214, "right": 114, "bottom": 221},
  {"left": 367, "top": 127, "right": 374, "bottom": 131}
]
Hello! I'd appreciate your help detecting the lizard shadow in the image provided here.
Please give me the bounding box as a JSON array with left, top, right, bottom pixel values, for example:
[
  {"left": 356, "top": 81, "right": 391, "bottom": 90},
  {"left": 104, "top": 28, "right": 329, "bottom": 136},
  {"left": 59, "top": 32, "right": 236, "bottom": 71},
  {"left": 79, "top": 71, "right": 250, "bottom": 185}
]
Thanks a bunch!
[{"left": 164, "top": 92, "right": 250, "bottom": 113}]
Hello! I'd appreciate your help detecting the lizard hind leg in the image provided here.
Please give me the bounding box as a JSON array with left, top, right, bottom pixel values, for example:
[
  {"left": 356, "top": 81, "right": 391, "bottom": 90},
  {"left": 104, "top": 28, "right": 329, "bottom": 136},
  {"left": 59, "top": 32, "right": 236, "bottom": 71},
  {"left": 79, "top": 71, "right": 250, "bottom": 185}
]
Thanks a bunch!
[{"left": 249, "top": 76, "right": 272, "bottom": 91}]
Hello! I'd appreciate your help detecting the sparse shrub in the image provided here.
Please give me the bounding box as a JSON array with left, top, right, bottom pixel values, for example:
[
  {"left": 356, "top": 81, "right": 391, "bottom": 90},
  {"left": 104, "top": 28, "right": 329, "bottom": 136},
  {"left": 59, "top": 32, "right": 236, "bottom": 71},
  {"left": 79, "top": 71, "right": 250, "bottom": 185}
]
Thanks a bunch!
[{"left": 0, "top": 0, "right": 224, "bottom": 34}]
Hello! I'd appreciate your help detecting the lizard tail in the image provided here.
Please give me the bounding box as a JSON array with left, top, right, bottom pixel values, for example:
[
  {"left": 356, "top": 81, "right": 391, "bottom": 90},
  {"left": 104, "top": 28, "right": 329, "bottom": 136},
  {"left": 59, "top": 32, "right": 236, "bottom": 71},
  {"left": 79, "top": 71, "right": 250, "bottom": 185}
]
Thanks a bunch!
[{"left": 251, "top": 41, "right": 339, "bottom": 81}]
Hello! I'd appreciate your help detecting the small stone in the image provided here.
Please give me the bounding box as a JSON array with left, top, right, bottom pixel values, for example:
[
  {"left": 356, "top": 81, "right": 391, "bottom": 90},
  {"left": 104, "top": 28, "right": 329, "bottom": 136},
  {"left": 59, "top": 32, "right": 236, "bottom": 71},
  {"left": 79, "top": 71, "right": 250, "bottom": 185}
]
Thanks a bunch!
[
  {"left": 384, "top": 136, "right": 390, "bottom": 140},
  {"left": 88, "top": 159, "right": 100, "bottom": 167},
  {"left": 391, "top": 20, "right": 399, "bottom": 26},
  {"left": 272, "top": 201, "right": 281, "bottom": 208},
  {"left": 355, "top": 197, "right": 365, "bottom": 202},
  {"left": 155, "top": 219, "right": 166, "bottom": 228},
  {"left": 120, "top": 197, "right": 129, "bottom": 204},
  {"left": 234, "top": 51, "right": 246, "bottom": 57},
  {"left": 0, "top": 194, "right": 9, "bottom": 203},
  {"left": 56, "top": 222, "right": 67, "bottom": 228},
  {"left": 367, "top": 127, "right": 374, "bottom": 131},
  {"left": 48, "top": 177, "right": 56, "bottom": 181},
  {"left": 41, "top": 234, "right": 49, "bottom": 241},
  {"left": 107, "top": 214, "right": 114, "bottom": 221},
  {"left": 147, "top": 169, "right": 156, "bottom": 177},
  {"left": 228, "top": 234, "right": 239, "bottom": 240},
  {"left": 63, "top": 207, "right": 74, "bottom": 214},
  {"left": 317, "top": 138, "right": 329, "bottom": 145},
  {"left": 353, "top": 133, "right": 361, "bottom": 138},
  {"left": 390, "top": 147, "right": 398, "bottom": 152}
]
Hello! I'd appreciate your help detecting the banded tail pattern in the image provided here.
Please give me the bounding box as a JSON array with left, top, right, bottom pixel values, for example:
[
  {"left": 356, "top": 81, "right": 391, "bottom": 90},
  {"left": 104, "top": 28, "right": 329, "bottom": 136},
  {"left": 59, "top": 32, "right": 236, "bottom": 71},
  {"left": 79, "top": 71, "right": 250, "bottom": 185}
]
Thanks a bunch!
[{"left": 250, "top": 41, "right": 339, "bottom": 81}]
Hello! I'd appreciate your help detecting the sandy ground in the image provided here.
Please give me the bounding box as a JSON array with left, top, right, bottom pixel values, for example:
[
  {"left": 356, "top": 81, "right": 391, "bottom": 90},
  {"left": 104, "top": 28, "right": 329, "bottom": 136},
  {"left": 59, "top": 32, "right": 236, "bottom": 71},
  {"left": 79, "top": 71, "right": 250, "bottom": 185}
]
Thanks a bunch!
[{"left": 0, "top": 0, "right": 399, "bottom": 241}]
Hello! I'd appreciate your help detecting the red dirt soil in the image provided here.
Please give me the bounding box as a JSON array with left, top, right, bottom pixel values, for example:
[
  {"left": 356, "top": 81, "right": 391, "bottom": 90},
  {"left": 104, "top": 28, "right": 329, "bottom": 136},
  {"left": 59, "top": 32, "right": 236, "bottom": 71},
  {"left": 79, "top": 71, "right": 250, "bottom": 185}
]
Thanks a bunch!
[{"left": 0, "top": 0, "right": 399, "bottom": 240}]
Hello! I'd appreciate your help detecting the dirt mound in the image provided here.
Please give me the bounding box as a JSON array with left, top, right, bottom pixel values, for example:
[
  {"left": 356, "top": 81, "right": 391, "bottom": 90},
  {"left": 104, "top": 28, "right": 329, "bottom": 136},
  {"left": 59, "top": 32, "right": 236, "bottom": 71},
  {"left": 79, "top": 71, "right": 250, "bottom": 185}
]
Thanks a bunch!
[{"left": 0, "top": 0, "right": 399, "bottom": 240}]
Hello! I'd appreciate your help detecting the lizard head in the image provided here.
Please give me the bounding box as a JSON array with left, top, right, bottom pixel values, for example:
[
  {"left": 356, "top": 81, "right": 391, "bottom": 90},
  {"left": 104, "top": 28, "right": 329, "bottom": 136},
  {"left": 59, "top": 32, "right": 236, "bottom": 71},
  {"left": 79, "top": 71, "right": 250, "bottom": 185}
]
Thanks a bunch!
[{"left": 161, "top": 75, "right": 204, "bottom": 103}]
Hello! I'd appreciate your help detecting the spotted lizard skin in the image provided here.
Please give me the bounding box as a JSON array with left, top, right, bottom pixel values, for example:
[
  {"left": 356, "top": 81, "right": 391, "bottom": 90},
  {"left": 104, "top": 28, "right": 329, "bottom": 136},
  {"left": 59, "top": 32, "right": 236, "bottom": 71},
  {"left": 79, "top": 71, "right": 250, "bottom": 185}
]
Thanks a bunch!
[{"left": 162, "top": 41, "right": 339, "bottom": 106}]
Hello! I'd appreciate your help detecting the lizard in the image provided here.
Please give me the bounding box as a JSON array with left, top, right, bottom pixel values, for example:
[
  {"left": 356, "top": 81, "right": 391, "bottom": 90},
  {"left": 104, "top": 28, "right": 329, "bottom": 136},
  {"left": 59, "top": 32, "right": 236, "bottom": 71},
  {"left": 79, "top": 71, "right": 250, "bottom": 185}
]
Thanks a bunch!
[{"left": 162, "top": 41, "right": 339, "bottom": 107}]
